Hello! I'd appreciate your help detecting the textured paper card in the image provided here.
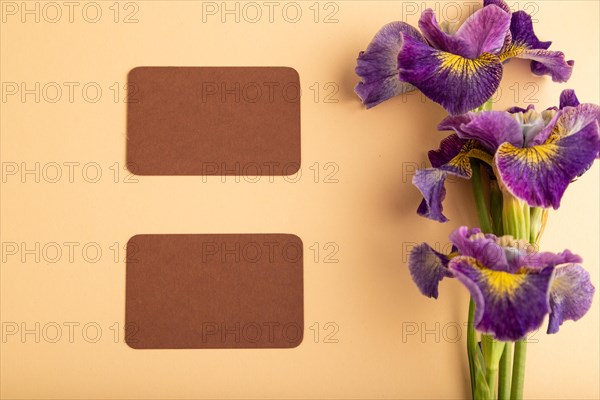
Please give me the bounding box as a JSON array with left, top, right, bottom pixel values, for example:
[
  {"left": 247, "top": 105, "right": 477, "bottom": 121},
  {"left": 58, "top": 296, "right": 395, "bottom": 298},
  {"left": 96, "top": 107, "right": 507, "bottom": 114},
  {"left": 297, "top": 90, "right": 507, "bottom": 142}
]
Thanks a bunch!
[
  {"left": 125, "top": 234, "right": 304, "bottom": 349},
  {"left": 126, "top": 67, "right": 301, "bottom": 176}
]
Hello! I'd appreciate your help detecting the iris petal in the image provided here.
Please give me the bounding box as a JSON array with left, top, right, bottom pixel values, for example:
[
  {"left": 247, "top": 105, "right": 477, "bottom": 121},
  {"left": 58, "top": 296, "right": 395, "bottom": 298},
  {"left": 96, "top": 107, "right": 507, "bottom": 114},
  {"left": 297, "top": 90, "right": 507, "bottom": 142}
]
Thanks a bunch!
[
  {"left": 418, "top": 5, "right": 510, "bottom": 59},
  {"left": 414, "top": 139, "right": 495, "bottom": 222},
  {"left": 413, "top": 168, "right": 451, "bottom": 223},
  {"left": 508, "top": 11, "right": 552, "bottom": 51},
  {"left": 453, "top": 4, "right": 511, "bottom": 58},
  {"left": 495, "top": 121, "right": 600, "bottom": 208},
  {"left": 548, "top": 264, "right": 595, "bottom": 334},
  {"left": 500, "top": 11, "right": 573, "bottom": 82},
  {"left": 408, "top": 243, "right": 453, "bottom": 298},
  {"left": 449, "top": 227, "right": 509, "bottom": 271},
  {"left": 484, "top": 0, "right": 511, "bottom": 14},
  {"left": 398, "top": 34, "right": 503, "bottom": 115},
  {"left": 559, "top": 89, "right": 580, "bottom": 109},
  {"left": 450, "top": 256, "right": 554, "bottom": 341},
  {"left": 525, "top": 49, "right": 574, "bottom": 82},
  {"left": 545, "top": 104, "right": 600, "bottom": 143},
  {"left": 513, "top": 249, "right": 582, "bottom": 271},
  {"left": 428, "top": 134, "right": 466, "bottom": 168},
  {"left": 439, "top": 111, "right": 523, "bottom": 152},
  {"left": 418, "top": 9, "right": 468, "bottom": 56},
  {"left": 355, "top": 22, "right": 426, "bottom": 108}
]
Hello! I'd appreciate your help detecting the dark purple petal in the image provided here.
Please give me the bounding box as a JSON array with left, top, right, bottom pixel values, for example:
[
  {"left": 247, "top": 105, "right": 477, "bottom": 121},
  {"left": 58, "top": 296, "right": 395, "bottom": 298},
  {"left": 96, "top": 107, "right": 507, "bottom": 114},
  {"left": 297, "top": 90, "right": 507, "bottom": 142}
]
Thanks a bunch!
[
  {"left": 507, "top": 104, "right": 535, "bottom": 114},
  {"left": 398, "top": 34, "right": 503, "bottom": 115},
  {"left": 450, "top": 256, "right": 554, "bottom": 341},
  {"left": 500, "top": 11, "right": 574, "bottom": 82},
  {"left": 496, "top": 121, "right": 600, "bottom": 208},
  {"left": 408, "top": 243, "right": 454, "bottom": 298},
  {"left": 413, "top": 168, "right": 450, "bottom": 223},
  {"left": 428, "top": 134, "right": 466, "bottom": 168},
  {"left": 439, "top": 111, "right": 523, "bottom": 152},
  {"left": 484, "top": 0, "right": 511, "bottom": 14},
  {"left": 437, "top": 140, "right": 481, "bottom": 177},
  {"left": 355, "top": 22, "right": 426, "bottom": 108},
  {"left": 449, "top": 227, "right": 509, "bottom": 271},
  {"left": 453, "top": 4, "right": 511, "bottom": 58},
  {"left": 559, "top": 89, "right": 580, "bottom": 109},
  {"left": 415, "top": 139, "right": 487, "bottom": 222},
  {"left": 548, "top": 264, "right": 595, "bottom": 334},
  {"left": 509, "top": 11, "right": 551, "bottom": 50}
]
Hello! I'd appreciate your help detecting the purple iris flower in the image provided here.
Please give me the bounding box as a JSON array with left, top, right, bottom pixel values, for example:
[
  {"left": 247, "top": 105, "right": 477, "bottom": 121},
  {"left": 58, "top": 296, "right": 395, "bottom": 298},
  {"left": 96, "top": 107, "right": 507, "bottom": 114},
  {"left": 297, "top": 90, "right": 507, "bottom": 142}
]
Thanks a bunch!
[
  {"left": 355, "top": 0, "right": 574, "bottom": 114},
  {"left": 409, "top": 227, "right": 595, "bottom": 340},
  {"left": 413, "top": 90, "right": 600, "bottom": 222}
]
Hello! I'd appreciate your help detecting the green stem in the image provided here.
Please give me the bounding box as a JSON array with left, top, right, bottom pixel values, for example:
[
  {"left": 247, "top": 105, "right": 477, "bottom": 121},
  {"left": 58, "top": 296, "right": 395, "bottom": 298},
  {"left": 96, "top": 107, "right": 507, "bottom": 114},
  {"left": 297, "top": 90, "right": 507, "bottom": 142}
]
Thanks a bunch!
[
  {"left": 490, "top": 179, "right": 509, "bottom": 399},
  {"left": 481, "top": 334, "right": 505, "bottom": 400},
  {"left": 501, "top": 189, "right": 531, "bottom": 400},
  {"left": 486, "top": 368, "right": 498, "bottom": 398},
  {"left": 529, "top": 207, "right": 546, "bottom": 245},
  {"left": 490, "top": 180, "right": 503, "bottom": 236},
  {"left": 498, "top": 342, "right": 512, "bottom": 400},
  {"left": 470, "top": 159, "right": 492, "bottom": 234},
  {"left": 467, "top": 298, "right": 476, "bottom": 399},
  {"left": 511, "top": 340, "right": 527, "bottom": 400},
  {"left": 469, "top": 160, "right": 502, "bottom": 399}
]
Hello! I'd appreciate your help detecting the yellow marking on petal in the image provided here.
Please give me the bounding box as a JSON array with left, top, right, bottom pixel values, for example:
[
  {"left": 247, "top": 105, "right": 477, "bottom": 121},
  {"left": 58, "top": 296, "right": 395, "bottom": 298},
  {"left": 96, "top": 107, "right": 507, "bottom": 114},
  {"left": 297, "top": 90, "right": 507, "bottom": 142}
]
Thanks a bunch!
[
  {"left": 498, "top": 43, "right": 527, "bottom": 62},
  {"left": 447, "top": 153, "right": 473, "bottom": 177},
  {"left": 481, "top": 268, "right": 526, "bottom": 297},
  {"left": 497, "top": 142, "right": 559, "bottom": 167},
  {"left": 444, "top": 141, "right": 494, "bottom": 177},
  {"left": 459, "top": 256, "right": 526, "bottom": 298},
  {"left": 437, "top": 52, "right": 500, "bottom": 77}
]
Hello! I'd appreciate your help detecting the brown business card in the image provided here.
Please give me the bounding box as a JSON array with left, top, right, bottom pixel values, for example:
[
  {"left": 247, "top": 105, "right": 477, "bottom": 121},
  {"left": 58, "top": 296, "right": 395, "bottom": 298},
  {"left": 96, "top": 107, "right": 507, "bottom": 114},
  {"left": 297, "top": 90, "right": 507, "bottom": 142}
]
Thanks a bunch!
[
  {"left": 126, "top": 67, "right": 301, "bottom": 176},
  {"left": 125, "top": 234, "right": 304, "bottom": 349}
]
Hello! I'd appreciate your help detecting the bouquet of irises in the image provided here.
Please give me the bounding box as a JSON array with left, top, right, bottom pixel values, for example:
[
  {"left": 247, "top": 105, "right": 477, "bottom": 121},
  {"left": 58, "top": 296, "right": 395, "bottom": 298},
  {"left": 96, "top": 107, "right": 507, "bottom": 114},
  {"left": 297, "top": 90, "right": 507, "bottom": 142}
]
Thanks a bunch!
[{"left": 354, "top": 1, "right": 598, "bottom": 399}]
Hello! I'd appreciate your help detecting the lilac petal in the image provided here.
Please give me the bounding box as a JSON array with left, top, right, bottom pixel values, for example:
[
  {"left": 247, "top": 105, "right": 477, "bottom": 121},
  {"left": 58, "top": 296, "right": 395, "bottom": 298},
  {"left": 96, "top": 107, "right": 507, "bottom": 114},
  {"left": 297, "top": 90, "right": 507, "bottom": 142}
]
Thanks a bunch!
[
  {"left": 449, "top": 227, "right": 509, "bottom": 271},
  {"left": 438, "top": 113, "right": 473, "bottom": 131},
  {"left": 439, "top": 111, "right": 523, "bottom": 152},
  {"left": 524, "top": 107, "right": 562, "bottom": 147},
  {"left": 413, "top": 169, "right": 450, "bottom": 223},
  {"left": 418, "top": 9, "right": 468, "bottom": 56},
  {"left": 428, "top": 134, "right": 466, "bottom": 168},
  {"left": 524, "top": 49, "right": 574, "bottom": 82},
  {"left": 531, "top": 103, "right": 600, "bottom": 147},
  {"left": 496, "top": 122, "right": 600, "bottom": 208},
  {"left": 408, "top": 243, "right": 454, "bottom": 298},
  {"left": 398, "top": 34, "right": 503, "bottom": 115},
  {"left": 548, "top": 264, "right": 595, "bottom": 334},
  {"left": 559, "top": 89, "right": 580, "bottom": 109},
  {"left": 511, "top": 248, "right": 582, "bottom": 272},
  {"left": 454, "top": 4, "right": 511, "bottom": 58},
  {"left": 355, "top": 22, "right": 426, "bottom": 108},
  {"left": 450, "top": 256, "right": 554, "bottom": 341},
  {"left": 549, "top": 104, "right": 600, "bottom": 141}
]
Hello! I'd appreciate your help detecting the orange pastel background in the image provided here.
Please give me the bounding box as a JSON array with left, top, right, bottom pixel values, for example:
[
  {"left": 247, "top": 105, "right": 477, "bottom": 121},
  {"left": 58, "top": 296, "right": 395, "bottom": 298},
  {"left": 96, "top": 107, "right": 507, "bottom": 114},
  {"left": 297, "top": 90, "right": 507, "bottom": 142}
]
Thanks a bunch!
[{"left": 1, "top": 1, "right": 598, "bottom": 398}]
